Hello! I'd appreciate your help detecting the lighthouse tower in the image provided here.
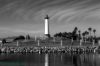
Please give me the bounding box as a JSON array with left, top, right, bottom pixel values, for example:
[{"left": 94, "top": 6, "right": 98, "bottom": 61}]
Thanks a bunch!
[{"left": 44, "top": 15, "right": 50, "bottom": 38}]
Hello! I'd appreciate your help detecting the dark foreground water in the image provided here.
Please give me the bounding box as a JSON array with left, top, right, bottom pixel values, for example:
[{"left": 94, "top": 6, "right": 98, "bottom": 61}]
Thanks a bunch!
[{"left": 0, "top": 53, "right": 100, "bottom": 66}]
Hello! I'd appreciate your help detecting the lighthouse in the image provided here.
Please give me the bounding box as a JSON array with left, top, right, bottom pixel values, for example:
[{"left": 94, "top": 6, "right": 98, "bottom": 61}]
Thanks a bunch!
[{"left": 44, "top": 15, "right": 50, "bottom": 38}]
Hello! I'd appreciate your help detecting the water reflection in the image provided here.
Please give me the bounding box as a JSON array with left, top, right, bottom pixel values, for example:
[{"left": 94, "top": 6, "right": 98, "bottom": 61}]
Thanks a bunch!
[
  {"left": 73, "top": 55, "right": 78, "bottom": 66},
  {"left": 45, "top": 54, "right": 49, "bottom": 66},
  {"left": 0, "top": 53, "right": 99, "bottom": 66}
]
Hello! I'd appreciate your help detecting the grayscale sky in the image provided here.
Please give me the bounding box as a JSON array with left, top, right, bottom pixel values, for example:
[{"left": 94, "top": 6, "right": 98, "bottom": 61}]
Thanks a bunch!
[{"left": 0, "top": 0, "right": 100, "bottom": 37}]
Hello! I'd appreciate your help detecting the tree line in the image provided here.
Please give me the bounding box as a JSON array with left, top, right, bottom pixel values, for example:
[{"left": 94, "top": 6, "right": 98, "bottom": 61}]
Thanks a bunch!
[
  {"left": 54, "top": 27, "right": 98, "bottom": 43},
  {"left": 2, "top": 35, "right": 31, "bottom": 44}
]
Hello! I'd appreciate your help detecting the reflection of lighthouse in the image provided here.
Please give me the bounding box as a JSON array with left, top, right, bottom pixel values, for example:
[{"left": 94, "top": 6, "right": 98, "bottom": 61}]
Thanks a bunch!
[
  {"left": 44, "top": 15, "right": 50, "bottom": 38},
  {"left": 45, "top": 54, "right": 49, "bottom": 66}
]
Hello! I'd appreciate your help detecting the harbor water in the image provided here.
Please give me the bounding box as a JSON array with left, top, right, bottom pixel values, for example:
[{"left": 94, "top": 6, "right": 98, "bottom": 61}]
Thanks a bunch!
[{"left": 0, "top": 53, "right": 100, "bottom": 66}]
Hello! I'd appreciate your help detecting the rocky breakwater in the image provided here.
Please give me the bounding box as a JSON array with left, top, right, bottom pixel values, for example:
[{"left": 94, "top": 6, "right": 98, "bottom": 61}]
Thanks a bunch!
[{"left": 0, "top": 46, "right": 98, "bottom": 53}]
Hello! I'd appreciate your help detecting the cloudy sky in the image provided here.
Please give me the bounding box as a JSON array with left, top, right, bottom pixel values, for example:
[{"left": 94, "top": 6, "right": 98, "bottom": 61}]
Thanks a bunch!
[{"left": 0, "top": 0, "right": 100, "bottom": 37}]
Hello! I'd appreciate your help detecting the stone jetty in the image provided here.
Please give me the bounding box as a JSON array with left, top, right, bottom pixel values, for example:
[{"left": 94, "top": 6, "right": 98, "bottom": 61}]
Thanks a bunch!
[{"left": 0, "top": 46, "right": 99, "bottom": 53}]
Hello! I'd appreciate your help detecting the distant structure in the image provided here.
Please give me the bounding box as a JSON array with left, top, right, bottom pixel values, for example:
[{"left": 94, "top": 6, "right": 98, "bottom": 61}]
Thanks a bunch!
[
  {"left": 44, "top": 15, "right": 50, "bottom": 38},
  {"left": 26, "top": 34, "right": 30, "bottom": 40}
]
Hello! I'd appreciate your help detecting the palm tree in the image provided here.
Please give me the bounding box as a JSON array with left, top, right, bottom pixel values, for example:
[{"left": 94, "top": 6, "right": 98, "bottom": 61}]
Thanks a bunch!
[
  {"left": 84, "top": 31, "right": 89, "bottom": 38},
  {"left": 82, "top": 32, "right": 86, "bottom": 42},
  {"left": 88, "top": 27, "right": 92, "bottom": 37},
  {"left": 78, "top": 30, "right": 81, "bottom": 40},
  {"left": 72, "top": 27, "right": 78, "bottom": 40},
  {"left": 73, "top": 27, "right": 78, "bottom": 34},
  {"left": 84, "top": 31, "right": 89, "bottom": 42},
  {"left": 93, "top": 29, "right": 96, "bottom": 38},
  {"left": 75, "top": 27, "right": 78, "bottom": 31}
]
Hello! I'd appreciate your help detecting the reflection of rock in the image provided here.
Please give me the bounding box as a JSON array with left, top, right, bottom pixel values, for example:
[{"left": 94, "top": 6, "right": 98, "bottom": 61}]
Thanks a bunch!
[
  {"left": 73, "top": 55, "right": 78, "bottom": 66},
  {"left": 62, "top": 54, "right": 81, "bottom": 66},
  {"left": 62, "top": 54, "right": 73, "bottom": 64}
]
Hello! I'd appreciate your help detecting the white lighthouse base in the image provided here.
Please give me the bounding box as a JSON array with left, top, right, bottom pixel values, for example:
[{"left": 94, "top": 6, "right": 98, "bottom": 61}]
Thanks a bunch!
[{"left": 44, "top": 34, "right": 50, "bottom": 38}]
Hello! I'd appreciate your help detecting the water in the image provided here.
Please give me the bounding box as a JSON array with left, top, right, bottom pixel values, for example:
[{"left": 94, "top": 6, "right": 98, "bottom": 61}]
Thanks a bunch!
[{"left": 0, "top": 53, "right": 99, "bottom": 66}]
